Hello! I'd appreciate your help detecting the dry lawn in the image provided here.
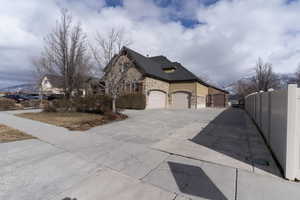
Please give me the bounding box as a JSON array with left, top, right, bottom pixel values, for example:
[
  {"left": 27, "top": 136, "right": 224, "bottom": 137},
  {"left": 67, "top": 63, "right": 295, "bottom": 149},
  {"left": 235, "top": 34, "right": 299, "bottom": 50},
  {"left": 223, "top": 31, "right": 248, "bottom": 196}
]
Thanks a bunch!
[
  {"left": 0, "top": 124, "right": 35, "bottom": 143},
  {"left": 16, "top": 112, "right": 126, "bottom": 131}
]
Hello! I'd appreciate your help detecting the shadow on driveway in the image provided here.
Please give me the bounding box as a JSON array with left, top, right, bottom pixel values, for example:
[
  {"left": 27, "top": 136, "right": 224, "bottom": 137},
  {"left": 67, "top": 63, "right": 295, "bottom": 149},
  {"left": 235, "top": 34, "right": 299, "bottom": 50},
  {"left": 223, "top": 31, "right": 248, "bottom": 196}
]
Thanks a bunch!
[
  {"left": 168, "top": 161, "right": 227, "bottom": 200},
  {"left": 189, "top": 107, "right": 281, "bottom": 177}
]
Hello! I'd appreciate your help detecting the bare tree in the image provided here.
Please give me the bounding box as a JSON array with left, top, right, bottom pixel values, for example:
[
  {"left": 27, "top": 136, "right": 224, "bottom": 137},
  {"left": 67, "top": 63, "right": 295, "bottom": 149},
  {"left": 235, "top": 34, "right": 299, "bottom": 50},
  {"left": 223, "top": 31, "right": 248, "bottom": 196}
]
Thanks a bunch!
[
  {"left": 31, "top": 56, "right": 50, "bottom": 84},
  {"left": 251, "top": 58, "right": 280, "bottom": 92},
  {"left": 33, "top": 9, "right": 92, "bottom": 99},
  {"left": 234, "top": 58, "right": 281, "bottom": 97},
  {"left": 91, "top": 28, "right": 132, "bottom": 71},
  {"left": 91, "top": 28, "right": 132, "bottom": 113},
  {"left": 234, "top": 78, "right": 256, "bottom": 97}
]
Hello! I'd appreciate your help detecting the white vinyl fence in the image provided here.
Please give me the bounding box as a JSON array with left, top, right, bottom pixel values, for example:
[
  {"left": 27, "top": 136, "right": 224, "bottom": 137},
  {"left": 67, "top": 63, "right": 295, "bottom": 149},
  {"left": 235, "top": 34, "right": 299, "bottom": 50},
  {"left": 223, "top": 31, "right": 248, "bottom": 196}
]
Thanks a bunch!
[{"left": 245, "top": 84, "right": 300, "bottom": 180}]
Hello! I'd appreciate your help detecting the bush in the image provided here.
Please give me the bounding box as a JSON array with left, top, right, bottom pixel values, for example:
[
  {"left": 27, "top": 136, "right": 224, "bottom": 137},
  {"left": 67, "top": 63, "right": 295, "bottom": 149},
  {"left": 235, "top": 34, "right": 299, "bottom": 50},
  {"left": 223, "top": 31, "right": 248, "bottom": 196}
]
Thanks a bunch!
[
  {"left": 43, "top": 95, "right": 112, "bottom": 114},
  {"left": 116, "top": 93, "right": 146, "bottom": 109},
  {"left": 0, "top": 97, "right": 16, "bottom": 111},
  {"left": 74, "top": 95, "right": 112, "bottom": 113},
  {"left": 43, "top": 98, "right": 72, "bottom": 112},
  {"left": 20, "top": 100, "right": 42, "bottom": 108},
  {"left": 43, "top": 101, "right": 56, "bottom": 112}
]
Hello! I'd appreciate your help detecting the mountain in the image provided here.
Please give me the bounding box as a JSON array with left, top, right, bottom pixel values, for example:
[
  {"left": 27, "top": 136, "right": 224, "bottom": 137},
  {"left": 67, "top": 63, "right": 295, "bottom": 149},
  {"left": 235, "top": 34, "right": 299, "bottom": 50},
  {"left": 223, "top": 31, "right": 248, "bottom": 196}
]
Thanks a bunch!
[
  {"left": 0, "top": 83, "right": 38, "bottom": 93},
  {"left": 278, "top": 73, "right": 297, "bottom": 87}
]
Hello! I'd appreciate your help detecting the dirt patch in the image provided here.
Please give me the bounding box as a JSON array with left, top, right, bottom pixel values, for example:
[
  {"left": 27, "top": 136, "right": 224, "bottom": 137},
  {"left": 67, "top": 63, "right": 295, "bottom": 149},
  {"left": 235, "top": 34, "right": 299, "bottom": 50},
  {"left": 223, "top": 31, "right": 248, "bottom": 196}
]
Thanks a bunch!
[
  {"left": 0, "top": 124, "right": 35, "bottom": 143},
  {"left": 16, "top": 112, "right": 128, "bottom": 131}
]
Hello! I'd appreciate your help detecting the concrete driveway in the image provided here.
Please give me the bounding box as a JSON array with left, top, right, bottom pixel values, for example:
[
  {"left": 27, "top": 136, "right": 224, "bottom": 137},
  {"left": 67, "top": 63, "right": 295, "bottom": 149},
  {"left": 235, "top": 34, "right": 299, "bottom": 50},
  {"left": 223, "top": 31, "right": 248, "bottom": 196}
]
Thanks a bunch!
[{"left": 0, "top": 108, "right": 300, "bottom": 200}]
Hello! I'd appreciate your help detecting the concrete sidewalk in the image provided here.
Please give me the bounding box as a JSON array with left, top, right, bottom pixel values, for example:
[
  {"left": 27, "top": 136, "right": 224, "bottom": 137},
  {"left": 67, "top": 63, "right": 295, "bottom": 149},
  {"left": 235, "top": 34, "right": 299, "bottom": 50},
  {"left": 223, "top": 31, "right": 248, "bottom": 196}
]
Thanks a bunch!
[{"left": 0, "top": 108, "right": 300, "bottom": 200}]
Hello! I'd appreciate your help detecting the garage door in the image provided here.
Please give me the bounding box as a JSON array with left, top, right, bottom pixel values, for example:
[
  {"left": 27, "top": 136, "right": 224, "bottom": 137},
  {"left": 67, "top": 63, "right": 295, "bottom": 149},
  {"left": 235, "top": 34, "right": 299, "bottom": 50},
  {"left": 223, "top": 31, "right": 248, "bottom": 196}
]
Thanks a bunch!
[
  {"left": 147, "top": 90, "right": 166, "bottom": 109},
  {"left": 172, "top": 92, "right": 190, "bottom": 109},
  {"left": 207, "top": 94, "right": 226, "bottom": 107},
  {"left": 213, "top": 94, "right": 226, "bottom": 107}
]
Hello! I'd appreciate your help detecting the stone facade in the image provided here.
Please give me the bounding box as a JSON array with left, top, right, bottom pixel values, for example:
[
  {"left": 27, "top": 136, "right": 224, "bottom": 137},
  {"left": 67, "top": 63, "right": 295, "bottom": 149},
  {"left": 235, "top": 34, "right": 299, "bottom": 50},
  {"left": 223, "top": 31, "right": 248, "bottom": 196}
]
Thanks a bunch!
[
  {"left": 208, "top": 87, "right": 224, "bottom": 95},
  {"left": 104, "top": 55, "right": 142, "bottom": 83},
  {"left": 143, "top": 77, "right": 169, "bottom": 93},
  {"left": 143, "top": 77, "right": 169, "bottom": 107},
  {"left": 104, "top": 55, "right": 143, "bottom": 95},
  {"left": 196, "top": 83, "right": 209, "bottom": 108}
]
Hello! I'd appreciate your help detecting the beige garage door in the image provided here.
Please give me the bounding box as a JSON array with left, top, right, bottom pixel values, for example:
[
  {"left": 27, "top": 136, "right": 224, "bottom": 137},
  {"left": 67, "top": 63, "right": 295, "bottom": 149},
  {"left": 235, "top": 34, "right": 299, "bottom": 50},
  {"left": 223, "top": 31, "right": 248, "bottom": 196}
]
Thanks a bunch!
[
  {"left": 172, "top": 92, "right": 190, "bottom": 109},
  {"left": 147, "top": 90, "right": 166, "bottom": 109}
]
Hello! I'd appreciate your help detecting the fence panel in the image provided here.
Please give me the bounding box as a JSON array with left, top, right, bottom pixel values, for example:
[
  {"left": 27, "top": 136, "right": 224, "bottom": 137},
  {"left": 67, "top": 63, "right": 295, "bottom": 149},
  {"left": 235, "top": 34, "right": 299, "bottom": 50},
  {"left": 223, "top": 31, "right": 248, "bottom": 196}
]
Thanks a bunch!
[
  {"left": 269, "top": 89, "right": 288, "bottom": 173},
  {"left": 261, "top": 92, "right": 269, "bottom": 141},
  {"left": 245, "top": 84, "right": 300, "bottom": 180},
  {"left": 297, "top": 88, "right": 300, "bottom": 178},
  {"left": 255, "top": 94, "right": 259, "bottom": 123}
]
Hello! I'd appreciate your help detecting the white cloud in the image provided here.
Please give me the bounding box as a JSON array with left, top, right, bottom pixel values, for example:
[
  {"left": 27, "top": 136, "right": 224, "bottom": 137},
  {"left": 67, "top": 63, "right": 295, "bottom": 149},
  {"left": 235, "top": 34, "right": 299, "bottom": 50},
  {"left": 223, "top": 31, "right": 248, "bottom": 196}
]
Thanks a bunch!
[{"left": 0, "top": 0, "right": 300, "bottom": 88}]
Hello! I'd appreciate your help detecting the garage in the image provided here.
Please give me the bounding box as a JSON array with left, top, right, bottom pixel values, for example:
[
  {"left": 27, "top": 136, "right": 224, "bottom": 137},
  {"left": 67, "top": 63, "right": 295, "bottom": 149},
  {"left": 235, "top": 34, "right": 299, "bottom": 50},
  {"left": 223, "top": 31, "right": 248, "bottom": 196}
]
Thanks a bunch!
[
  {"left": 147, "top": 90, "right": 166, "bottom": 109},
  {"left": 171, "top": 92, "right": 191, "bottom": 109},
  {"left": 207, "top": 94, "right": 226, "bottom": 107}
]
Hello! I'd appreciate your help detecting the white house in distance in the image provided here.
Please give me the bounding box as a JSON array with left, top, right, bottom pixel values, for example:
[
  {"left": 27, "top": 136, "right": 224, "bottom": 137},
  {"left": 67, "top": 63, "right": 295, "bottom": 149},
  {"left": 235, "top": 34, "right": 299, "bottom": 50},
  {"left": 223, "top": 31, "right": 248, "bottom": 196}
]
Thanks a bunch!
[
  {"left": 39, "top": 74, "right": 100, "bottom": 96},
  {"left": 40, "top": 74, "right": 65, "bottom": 95}
]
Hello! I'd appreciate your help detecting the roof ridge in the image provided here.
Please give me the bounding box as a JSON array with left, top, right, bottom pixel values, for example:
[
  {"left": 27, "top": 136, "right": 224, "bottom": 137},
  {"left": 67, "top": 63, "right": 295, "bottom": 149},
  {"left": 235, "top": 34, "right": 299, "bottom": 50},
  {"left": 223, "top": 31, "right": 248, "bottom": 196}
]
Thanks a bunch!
[
  {"left": 123, "top": 46, "right": 149, "bottom": 59},
  {"left": 120, "top": 46, "right": 228, "bottom": 93}
]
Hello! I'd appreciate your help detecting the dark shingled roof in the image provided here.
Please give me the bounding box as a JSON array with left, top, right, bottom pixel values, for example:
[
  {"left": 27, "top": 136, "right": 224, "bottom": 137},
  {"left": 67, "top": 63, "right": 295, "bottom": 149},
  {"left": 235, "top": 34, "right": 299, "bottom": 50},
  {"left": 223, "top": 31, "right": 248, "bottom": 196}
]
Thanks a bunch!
[
  {"left": 123, "top": 47, "right": 206, "bottom": 83},
  {"left": 122, "top": 47, "right": 228, "bottom": 93}
]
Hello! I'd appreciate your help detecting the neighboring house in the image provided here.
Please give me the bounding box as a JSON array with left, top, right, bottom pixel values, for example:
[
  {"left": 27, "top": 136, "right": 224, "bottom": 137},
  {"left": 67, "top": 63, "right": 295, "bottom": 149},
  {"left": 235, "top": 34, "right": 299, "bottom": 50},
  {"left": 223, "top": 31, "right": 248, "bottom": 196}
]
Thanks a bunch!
[
  {"left": 40, "top": 75, "right": 65, "bottom": 95},
  {"left": 40, "top": 74, "right": 99, "bottom": 96},
  {"left": 104, "top": 46, "right": 228, "bottom": 109}
]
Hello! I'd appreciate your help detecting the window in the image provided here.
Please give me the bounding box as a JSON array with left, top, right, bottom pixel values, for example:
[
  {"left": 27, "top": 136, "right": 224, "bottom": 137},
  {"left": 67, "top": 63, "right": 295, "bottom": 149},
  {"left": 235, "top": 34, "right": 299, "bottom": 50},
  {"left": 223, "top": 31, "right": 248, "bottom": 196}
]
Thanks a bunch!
[
  {"left": 120, "top": 65, "right": 125, "bottom": 73},
  {"left": 120, "top": 63, "right": 129, "bottom": 73},
  {"left": 163, "top": 67, "right": 176, "bottom": 73},
  {"left": 133, "top": 82, "right": 142, "bottom": 93}
]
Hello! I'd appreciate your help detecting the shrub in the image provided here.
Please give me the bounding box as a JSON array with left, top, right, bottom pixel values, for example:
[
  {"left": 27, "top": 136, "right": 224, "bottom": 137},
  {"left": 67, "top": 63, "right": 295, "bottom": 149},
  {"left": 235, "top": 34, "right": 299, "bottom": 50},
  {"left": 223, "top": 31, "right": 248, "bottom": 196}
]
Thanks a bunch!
[
  {"left": 43, "top": 98, "right": 71, "bottom": 112},
  {"left": 74, "top": 95, "right": 112, "bottom": 113},
  {"left": 43, "top": 95, "right": 112, "bottom": 113},
  {"left": 20, "top": 100, "right": 42, "bottom": 108},
  {"left": 0, "top": 97, "right": 16, "bottom": 111},
  {"left": 43, "top": 101, "right": 57, "bottom": 112},
  {"left": 116, "top": 93, "right": 146, "bottom": 109}
]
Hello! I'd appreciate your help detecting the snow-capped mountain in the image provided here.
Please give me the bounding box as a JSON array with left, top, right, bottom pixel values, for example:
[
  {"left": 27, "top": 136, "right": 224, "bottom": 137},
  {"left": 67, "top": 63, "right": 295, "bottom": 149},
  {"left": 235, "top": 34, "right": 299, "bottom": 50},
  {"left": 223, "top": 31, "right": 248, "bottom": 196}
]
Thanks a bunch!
[{"left": 0, "top": 83, "right": 38, "bottom": 93}]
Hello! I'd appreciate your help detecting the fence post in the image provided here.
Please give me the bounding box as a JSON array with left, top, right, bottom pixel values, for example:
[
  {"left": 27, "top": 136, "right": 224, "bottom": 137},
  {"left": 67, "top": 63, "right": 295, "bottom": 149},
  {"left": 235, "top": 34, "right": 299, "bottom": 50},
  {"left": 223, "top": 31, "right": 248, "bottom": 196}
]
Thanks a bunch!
[
  {"left": 259, "top": 90, "right": 264, "bottom": 128},
  {"left": 286, "top": 84, "right": 298, "bottom": 180},
  {"left": 267, "top": 88, "right": 274, "bottom": 144},
  {"left": 253, "top": 93, "right": 256, "bottom": 119}
]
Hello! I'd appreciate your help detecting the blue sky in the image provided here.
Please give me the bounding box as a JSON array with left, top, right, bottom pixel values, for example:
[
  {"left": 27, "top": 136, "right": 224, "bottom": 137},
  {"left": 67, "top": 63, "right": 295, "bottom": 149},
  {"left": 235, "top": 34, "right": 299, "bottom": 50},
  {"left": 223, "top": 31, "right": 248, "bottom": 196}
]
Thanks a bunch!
[
  {"left": 0, "top": 0, "right": 300, "bottom": 88},
  {"left": 104, "top": 0, "right": 216, "bottom": 27}
]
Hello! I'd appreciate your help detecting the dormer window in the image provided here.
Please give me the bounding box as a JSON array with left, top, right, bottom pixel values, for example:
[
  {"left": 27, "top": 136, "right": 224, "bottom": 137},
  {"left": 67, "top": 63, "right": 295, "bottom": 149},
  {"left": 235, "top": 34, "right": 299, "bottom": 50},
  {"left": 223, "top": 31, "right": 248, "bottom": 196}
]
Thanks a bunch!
[{"left": 163, "top": 67, "right": 176, "bottom": 73}]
